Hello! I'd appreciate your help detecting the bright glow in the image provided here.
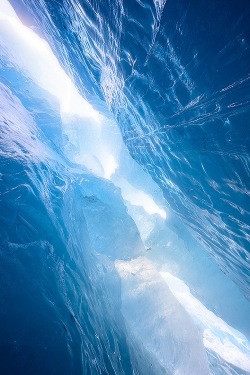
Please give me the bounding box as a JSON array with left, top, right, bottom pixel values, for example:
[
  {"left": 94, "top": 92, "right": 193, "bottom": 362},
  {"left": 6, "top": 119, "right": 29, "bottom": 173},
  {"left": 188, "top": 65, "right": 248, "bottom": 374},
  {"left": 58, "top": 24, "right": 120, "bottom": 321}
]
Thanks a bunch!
[
  {"left": 160, "top": 271, "right": 250, "bottom": 372},
  {"left": 103, "top": 154, "right": 118, "bottom": 180},
  {"left": 0, "top": 0, "right": 101, "bottom": 122},
  {"left": 0, "top": 1, "right": 166, "bottom": 217},
  {"left": 115, "top": 257, "right": 211, "bottom": 375},
  {"left": 114, "top": 178, "right": 166, "bottom": 218}
]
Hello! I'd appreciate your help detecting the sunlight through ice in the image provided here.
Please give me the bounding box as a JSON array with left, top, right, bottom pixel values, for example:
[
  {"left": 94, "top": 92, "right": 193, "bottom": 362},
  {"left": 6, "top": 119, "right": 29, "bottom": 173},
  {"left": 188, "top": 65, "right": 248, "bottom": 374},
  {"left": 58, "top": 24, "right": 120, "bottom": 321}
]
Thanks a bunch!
[
  {"left": 113, "top": 178, "right": 167, "bottom": 219},
  {"left": 103, "top": 154, "right": 118, "bottom": 180},
  {"left": 0, "top": 0, "right": 101, "bottom": 122},
  {"left": 160, "top": 271, "right": 250, "bottom": 372}
]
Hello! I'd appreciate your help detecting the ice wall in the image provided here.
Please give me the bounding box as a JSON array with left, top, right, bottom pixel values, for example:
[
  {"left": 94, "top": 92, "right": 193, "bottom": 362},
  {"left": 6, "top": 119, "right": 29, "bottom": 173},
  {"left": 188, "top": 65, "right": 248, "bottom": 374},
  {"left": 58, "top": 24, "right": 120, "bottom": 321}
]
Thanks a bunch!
[
  {"left": 0, "top": 80, "right": 168, "bottom": 375},
  {"left": 0, "top": 1, "right": 250, "bottom": 374},
  {"left": 11, "top": 0, "right": 250, "bottom": 299}
]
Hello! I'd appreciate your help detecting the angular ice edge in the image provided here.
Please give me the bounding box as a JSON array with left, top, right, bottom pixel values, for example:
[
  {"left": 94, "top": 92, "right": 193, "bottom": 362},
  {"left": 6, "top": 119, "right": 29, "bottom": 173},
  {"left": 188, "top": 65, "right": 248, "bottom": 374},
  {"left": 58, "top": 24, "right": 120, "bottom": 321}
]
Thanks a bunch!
[
  {"left": 160, "top": 271, "right": 250, "bottom": 372},
  {"left": 115, "top": 257, "right": 211, "bottom": 375},
  {"left": 112, "top": 177, "right": 166, "bottom": 219}
]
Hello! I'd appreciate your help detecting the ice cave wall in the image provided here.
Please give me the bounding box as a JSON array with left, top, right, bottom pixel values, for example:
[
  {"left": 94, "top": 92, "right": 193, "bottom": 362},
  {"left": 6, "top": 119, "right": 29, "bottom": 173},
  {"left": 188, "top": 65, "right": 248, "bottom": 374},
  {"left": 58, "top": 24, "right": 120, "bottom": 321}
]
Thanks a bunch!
[{"left": 0, "top": 1, "right": 250, "bottom": 374}]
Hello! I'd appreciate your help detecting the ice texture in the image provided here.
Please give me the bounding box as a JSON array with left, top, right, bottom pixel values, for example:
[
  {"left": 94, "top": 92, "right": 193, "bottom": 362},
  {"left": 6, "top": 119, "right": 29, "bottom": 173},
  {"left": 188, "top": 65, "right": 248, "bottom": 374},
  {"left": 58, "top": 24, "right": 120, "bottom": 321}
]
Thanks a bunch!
[{"left": 0, "top": 0, "right": 250, "bottom": 374}]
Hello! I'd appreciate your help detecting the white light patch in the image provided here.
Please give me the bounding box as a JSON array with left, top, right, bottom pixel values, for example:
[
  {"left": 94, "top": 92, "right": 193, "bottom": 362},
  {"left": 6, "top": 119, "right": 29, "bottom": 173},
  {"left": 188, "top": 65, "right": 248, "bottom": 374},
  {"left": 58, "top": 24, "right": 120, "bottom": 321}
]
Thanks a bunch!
[
  {"left": 114, "top": 178, "right": 166, "bottom": 218},
  {"left": 103, "top": 154, "right": 118, "bottom": 180},
  {"left": 160, "top": 271, "right": 250, "bottom": 372},
  {"left": 115, "top": 257, "right": 211, "bottom": 375},
  {"left": 0, "top": 0, "right": 101, "bottom": 122}
]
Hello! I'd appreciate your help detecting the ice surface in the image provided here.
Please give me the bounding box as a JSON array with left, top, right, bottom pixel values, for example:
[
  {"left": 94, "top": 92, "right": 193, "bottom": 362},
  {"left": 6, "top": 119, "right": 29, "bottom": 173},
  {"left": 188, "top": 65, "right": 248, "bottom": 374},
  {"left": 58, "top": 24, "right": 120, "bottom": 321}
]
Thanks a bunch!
[
  {"left": 0, "top": 1, "right": 250, "bottom": 374},
  {"left": 116, "top": 257, "right": 211, "bottom": 375},
  {"left": 161, "top": 272, "right": 250, "bottom": 373},
  {"left": 0, "top": 80, "right": 164, "bottom": 375}
]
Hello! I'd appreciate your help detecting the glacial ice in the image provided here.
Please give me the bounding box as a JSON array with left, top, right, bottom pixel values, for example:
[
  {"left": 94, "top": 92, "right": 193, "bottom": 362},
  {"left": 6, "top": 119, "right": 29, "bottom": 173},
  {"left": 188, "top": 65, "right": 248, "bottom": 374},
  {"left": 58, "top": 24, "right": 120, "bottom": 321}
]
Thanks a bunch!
[{"left": 0, "top": 1, "right": 250, "bottom": 374}]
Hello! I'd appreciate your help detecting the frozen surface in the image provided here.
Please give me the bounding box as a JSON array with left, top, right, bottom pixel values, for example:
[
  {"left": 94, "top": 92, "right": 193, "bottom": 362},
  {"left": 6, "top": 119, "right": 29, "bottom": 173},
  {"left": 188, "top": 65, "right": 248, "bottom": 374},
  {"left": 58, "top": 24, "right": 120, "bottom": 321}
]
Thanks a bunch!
[
  {"left": 116, "top": 257, "right": 211, "bottom": 375},
  {"left": 0, "top": 0, "right": 250, "bottom": 374}
]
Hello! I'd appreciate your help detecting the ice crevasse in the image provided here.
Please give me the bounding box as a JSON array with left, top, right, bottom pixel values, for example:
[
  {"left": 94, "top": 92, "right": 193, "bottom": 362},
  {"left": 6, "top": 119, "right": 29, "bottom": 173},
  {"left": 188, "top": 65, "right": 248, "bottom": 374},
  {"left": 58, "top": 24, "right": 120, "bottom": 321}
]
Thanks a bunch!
[{"left": 0, "top": 0, "right": 250, "bottom": 374}]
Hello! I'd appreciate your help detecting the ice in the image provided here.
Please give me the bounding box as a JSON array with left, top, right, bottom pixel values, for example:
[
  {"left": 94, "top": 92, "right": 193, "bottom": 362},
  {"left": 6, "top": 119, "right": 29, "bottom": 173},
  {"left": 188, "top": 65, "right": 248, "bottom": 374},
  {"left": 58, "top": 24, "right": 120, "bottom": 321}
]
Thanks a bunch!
[
  {"left": 0, "top": 0, "right": 100, "bottom": 122},
  {"left": 116, "top": 257, "right": 211, "bottom": 375},
  {"left": 0, "top": 81, "right": 161, "bottom": 375},
  {"left": 161, "top": 272, "right": 250, "bottom": 373},
  {"left": 0, "top": 1, "right": 250, "bottom": 374}
]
